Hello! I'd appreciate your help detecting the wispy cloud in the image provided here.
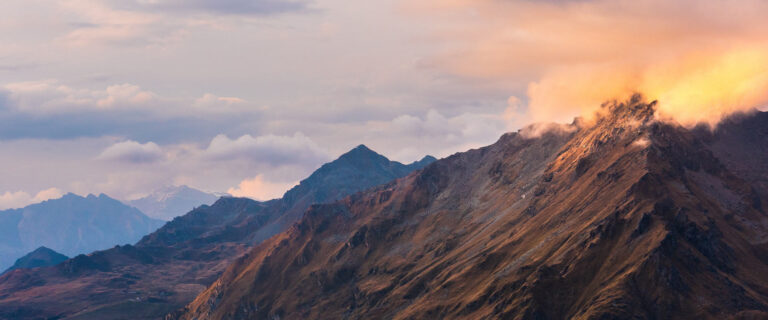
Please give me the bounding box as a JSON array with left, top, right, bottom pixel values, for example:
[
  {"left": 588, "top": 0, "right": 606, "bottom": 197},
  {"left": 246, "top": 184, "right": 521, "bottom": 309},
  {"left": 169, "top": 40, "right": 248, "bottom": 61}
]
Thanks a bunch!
[
  {"left": 2, "top": 80, "right": 156, "bottom": 114},
  {"left": 1, "top": 80, "right": 253, "bottom": 115},
  {"left": 98, "top": 140, "right": 165, "bottom": 163},
  {"left": 107, "top": 0, "right": 311, "bottom": 15},
  {"left": 58, "top": 0, "right": 174, "bottom": 47},
  {"left": 57, "top": 0, "right": 310, "bottom": 47},
  {"left": 203, "top": 132, "right": 329, "bottom": 167},
  {"left": 0, "top": 80, "right": 262, "bottom": 142}
]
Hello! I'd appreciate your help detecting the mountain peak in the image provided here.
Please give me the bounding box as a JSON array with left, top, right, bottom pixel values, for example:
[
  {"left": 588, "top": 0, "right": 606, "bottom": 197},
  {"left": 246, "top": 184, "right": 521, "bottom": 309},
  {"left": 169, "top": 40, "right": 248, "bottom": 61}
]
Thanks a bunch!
[
  {"left": 353, "top": 144, "right": 372, "bottom": 151},
  {"left": 129, "top": 185, "right": 218, "bottom": 221},
  {"left": 599, "top": 93, "right": 657, "bottom": 124},
  {"left": 2, "top": 246, "right": 68, "bottom": 274},
  {"left": 419, "top": 155, "right": 437, "bottom": 163},
  {"left": 61, "top": 192, "right": 81, "bottom": 199},
  {"left": 337, "top": 144, "right": 384, "bottom": 161},
  {"left": 155, "top": 185, "right": 195, "bottom": 195},
  {"left": 280, "top": 144, "right": 433, "bottom": 208}
]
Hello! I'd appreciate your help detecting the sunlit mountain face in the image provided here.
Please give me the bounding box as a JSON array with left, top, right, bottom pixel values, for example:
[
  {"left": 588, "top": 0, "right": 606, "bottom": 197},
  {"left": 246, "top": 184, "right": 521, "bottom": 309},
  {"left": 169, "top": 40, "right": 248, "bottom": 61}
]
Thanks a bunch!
[{"left": 1, "top": 0, "right": 768, "bottom": 319}]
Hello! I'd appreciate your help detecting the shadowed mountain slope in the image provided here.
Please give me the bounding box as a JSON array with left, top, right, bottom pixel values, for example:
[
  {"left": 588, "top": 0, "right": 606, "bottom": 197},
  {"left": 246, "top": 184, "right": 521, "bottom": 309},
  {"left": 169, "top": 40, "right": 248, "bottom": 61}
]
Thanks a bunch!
[
  {"left": 0, "top": 146, "right": 434, "bottom": 320},
  {"left": 173, "top": 96, "right": 768, "bottom": 320},
  {"left": 694, "top": 111, "right": 768, "bottom": 204},
  {"left": 2, "top": 247, "right": 68, "bottom": 275}
]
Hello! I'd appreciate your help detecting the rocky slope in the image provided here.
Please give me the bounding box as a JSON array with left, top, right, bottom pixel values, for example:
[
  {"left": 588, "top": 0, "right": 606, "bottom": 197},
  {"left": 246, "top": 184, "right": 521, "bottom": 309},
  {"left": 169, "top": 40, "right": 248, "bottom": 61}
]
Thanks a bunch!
[
  {"left": 0, "top": 193, "right": 164, "bottom": 271},
  {"left": 0, "top": 146, "right": 434, "bottom": 320},
  {"left": 1, "top": 247, "right": 68, "bottom": 275},
  {"left": 129, "top": 185, "right": 220, "bottom": 221},
  {"left": 173, "top": 96, "right": 768, "bottom": 320}
]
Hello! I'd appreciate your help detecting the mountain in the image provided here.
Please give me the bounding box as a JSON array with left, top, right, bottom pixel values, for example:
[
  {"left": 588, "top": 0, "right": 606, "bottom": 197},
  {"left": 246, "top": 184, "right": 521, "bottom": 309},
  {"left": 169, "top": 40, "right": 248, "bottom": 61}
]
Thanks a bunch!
[
  {"left": 137, "top": 145, "right": 436, "bottom": 248},
  {"left": 172, "top": 96, "right": 768, "bottom": 319},
  {"left": 249, "top": 145, "right": 438, "bottom": 244},
  {"left": 283, "top": 145, "right": 436, "bottom": 206},
  {"left": 0, "top": 146, "right": 435, "bottom": 320},
  {"left": 0, "top": 193, "right": 165, "bottom": 271},
  {"left": 128, "top": 185, "right": 220, "bottom": 221},
  {"left": 2, "top": 247, "right": 68, "bottom": 274}
]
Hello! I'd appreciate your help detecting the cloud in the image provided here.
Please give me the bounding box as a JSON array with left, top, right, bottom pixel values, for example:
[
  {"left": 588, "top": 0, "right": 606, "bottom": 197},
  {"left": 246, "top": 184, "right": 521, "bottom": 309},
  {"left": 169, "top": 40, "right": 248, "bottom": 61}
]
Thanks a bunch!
[
  {"left": 98, "top": 84, "right": 156, "bottom": 108},
  {"left": 227, "top": 174, "right": 296, "bottom": 201},
  {"left": 34, "top": 188, "right": 65, "bottom": 202},
  {"left": 0, "top": 0, "right": 516, "bottom": 203},
  {"left": 525, "top": 47, "right": 768, "bottom": 127},
  {"left": 57, "top": 0, "right": 309, "bottom": 47},
  {"left": 391, "top": 109, "right": 504, "bottom": 143},
  {"left": 0, "top": 110, "right": 253, "bottom": 143},
  {"left": 632, "top": 137, "right": 651, "bottom": 148},
  {"left": 204, "top": 132, "right": 329, "bottom": 167},
  {"left": 79, "top": 133, "right": 329, "bottom": 199},
  {"left": 95, "top": 132, "right": 329, "bottom": 199},
  {"left": 2, "top": 80, "right": 156, "bottom": 114},
  {"left": 356, "top": 108, "right": 509, "bottom": 162},
  {"left": 0, "top": 131, "right": 332, "bottom": 201},
  {"left": 0, "top": 191, "right": 34, "bottom": 210},
  {"left": 518, "top": 122, "right": 578, "bottom": 140},
  {"left": 58, "top": 0, "right": 176, "bottom": 47},
  {"left": 109, "top": 0, "right": 310, "bottom": 15},
  {"left": 0, "top": 80, "right": 262, "bottom": 143},
  {"left": 193, "top": 93, "right": 250, "bottom": 113},
  {"left": 0, "top": 188, "right": 64, "bottom": 210},
  {"left": 407, "top": 0, "right": 768, "bottom": 127},
  {"left": 98, "top": 140, "right": 164, "bottom": 163},
  {"left": 1, "top": 80, "right": 255, "bottom": 116}
]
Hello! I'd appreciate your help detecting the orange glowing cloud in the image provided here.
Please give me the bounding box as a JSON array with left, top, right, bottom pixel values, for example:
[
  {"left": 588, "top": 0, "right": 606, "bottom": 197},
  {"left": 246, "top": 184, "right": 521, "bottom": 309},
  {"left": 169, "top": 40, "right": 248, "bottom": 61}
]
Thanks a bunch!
[
  {"left": 406, "top": 0, "right": 768, "bottom": 127},
  {"left": 527, "top": 47, "right": 768, "bottom": 127},
  {"left": 227, "top": 175, "right": 296, "bottom": 201}
]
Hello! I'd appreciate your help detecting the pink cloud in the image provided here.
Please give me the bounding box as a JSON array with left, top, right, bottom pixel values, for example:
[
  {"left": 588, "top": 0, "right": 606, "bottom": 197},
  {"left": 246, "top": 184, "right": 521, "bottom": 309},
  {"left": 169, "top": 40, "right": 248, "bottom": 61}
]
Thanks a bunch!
[{"left": 227, "top": 174, "right": 296, "bottom": 201}]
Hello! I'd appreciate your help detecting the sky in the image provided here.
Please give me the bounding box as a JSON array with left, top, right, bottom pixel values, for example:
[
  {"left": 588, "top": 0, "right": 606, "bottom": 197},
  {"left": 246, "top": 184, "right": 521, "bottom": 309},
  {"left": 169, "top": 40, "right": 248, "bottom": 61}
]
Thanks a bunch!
[{"left": 1, "top": 0, "right": 767, "bottom": 209}]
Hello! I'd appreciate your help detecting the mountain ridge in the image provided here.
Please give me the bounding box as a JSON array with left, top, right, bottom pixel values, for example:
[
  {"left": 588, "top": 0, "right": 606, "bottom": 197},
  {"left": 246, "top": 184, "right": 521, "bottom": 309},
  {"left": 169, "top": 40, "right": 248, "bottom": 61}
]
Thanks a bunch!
[
  {"left": 0, "top": 145, "right": 435, "bottom": 320},
  {"left": 0, "top": 193, "right": 164, "bottom": 271},
  {"left": 173, "top": 96, "right": 768, "bottom": 319}
]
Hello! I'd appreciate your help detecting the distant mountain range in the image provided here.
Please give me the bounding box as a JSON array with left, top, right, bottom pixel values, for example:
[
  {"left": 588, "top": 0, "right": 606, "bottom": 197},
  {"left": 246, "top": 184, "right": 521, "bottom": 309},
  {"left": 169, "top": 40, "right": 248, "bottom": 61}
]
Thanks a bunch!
[
  {"left": 2, "top": 247, "right": 68, "bottom": 275},
  {"left": 0, "top": 193, "right": 165, "bottom": 272},
  {"left": 128, "top": 185, "right": 220, "bottom": 221},
  {"left": 0, "top": 145, "right": 435, "bottom": 320}
]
